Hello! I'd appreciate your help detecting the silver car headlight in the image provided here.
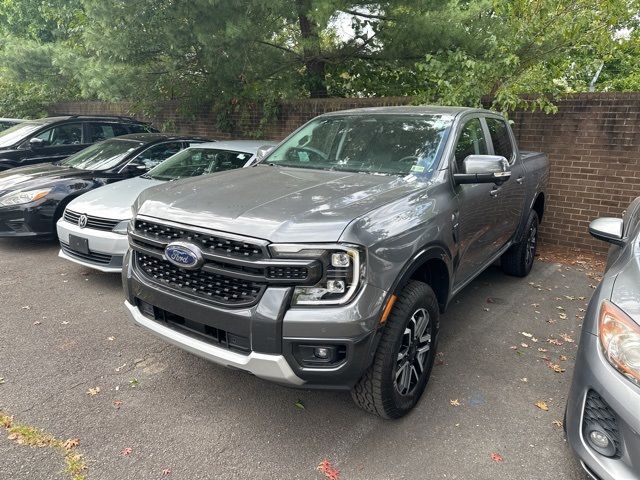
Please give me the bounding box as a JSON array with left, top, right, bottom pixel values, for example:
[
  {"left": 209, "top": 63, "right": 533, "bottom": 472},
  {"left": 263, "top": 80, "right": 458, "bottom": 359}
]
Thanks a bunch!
[
  {"left": 0, "top": 188, "right": 52, "bottom": 207},
  {"left": 112, "top": 220, "right": 131, "bottom": 235},
  {"left": 269, "top": 243, "right": 365, "bottom": 306},
  {"left": 599, "top": 300, "right": 640, "bottom": 387}
]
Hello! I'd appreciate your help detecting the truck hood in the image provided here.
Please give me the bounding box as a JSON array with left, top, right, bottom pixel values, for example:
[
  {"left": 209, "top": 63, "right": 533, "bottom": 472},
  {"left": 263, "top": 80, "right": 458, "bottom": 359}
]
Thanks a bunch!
[
  {"left": 67, "top": 176, "right": 164, "bottom": 220},
  {"left": 0, "top": 163, "right": 83, "bottom": 194},
  {"left": 136, "top": 165, "right": 424, "bottom": 242}
]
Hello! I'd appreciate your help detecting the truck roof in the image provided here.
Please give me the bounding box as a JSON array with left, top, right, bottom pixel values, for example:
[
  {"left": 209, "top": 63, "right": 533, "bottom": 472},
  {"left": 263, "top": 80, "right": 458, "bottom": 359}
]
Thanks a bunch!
[{"left": 321, "top": 105, "right": 495, "bottom": 117}]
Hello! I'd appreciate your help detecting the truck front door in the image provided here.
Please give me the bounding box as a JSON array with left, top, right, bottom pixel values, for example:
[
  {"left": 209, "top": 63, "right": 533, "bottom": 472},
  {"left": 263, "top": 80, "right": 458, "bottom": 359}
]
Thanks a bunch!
[{"left": 451, "top": 117, "right": 504, "bottom": 288}]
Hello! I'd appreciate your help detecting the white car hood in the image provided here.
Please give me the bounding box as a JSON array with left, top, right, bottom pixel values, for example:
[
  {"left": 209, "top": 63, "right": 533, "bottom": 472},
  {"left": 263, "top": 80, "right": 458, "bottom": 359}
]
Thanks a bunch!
[{"left": 67, "top": 176, "right": 164, "bottom": 220}]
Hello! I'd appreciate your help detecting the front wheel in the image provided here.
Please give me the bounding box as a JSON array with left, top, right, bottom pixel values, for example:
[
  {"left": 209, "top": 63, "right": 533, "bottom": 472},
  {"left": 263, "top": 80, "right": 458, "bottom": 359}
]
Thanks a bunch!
[
  {"left": 351, "top": 281, "right": 439, "bottom": 419},
  {"left": 501, "top": 210, "right": 539, "bottom": 277}
]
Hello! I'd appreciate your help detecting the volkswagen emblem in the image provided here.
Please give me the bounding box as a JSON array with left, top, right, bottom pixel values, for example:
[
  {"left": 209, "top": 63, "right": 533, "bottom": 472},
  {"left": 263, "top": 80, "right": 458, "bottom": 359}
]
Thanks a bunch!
[
  {"left": 164, "top": 242, "right": 204, "bottom": 270},
  {"left": 78, "top": 214, "right": 88, "bottom": 228}
]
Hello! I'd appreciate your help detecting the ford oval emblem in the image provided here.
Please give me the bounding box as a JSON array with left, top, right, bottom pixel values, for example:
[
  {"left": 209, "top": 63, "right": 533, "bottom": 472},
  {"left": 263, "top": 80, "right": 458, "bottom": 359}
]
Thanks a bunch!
[{"left": 164, "top": 242, "right": 204, "bottom": 270}]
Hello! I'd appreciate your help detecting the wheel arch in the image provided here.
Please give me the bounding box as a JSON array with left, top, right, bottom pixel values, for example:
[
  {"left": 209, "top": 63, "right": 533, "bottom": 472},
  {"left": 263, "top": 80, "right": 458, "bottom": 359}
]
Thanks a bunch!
[{"left": 389, "top": 245, "right": 453, "bottom": 313}]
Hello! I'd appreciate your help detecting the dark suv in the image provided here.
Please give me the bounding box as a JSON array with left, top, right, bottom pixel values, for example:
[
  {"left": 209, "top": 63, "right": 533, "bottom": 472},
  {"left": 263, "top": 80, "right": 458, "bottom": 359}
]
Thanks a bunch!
[{"left": 0, "top": 115, "right": 157, "bottom": 171}]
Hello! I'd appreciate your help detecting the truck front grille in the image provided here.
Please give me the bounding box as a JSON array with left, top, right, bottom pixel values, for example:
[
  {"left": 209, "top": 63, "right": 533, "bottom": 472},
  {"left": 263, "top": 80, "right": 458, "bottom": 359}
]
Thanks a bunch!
[
  {"left": 136, "top": 253, "right": 265, "bottom": 307},
  {"left": 64, "top": 209, "right": 120, "bottom": 231},
  {"left": 135, "top": 219, "right": 264, "bottom": 259}
]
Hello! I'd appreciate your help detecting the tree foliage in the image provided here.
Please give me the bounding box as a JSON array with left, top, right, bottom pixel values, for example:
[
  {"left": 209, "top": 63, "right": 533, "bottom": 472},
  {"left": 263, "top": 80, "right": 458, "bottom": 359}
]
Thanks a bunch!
[{"left": 0, "top": 0, "right": 638, "bottom": 117}]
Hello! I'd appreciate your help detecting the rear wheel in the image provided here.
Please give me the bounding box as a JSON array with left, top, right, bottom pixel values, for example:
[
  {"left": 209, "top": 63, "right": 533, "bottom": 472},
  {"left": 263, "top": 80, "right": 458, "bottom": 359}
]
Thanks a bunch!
[
  {"left": 351, "top": 281, "right": 439, "bottom": 419},
  {"left": 501, "top": 210, "right": 538, "bottom": 277}
]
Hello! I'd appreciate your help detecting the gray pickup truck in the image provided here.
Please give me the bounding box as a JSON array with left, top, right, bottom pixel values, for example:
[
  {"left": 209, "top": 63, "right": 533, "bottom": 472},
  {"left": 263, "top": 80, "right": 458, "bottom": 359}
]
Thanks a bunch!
[{"left": 123, "top": 106, "right": 549, "bottom": 418}]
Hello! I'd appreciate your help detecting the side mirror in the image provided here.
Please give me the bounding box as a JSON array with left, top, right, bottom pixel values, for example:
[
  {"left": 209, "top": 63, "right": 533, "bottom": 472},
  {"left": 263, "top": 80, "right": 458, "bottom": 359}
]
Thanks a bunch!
[
  {"left": 29, "top": 137, "right": 45, "bottom": 149},
  {"left": 589, "top": 217, "right": 625, "bottom": 246},
  {"left": 454, "top": 155, "right": 511, "bottom": 185},
  {"left": 255, "top": 145, "right": 275, "bottom": 162},
  {"left": 121, "top": 163, "right": 147, "bottom": 175}
]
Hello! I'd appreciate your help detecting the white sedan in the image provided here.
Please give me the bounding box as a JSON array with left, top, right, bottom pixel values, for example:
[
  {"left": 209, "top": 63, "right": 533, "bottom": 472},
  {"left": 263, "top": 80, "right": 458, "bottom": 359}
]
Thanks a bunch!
[{"left": 56, "top": 140, "right": 275, "bottom": 272}]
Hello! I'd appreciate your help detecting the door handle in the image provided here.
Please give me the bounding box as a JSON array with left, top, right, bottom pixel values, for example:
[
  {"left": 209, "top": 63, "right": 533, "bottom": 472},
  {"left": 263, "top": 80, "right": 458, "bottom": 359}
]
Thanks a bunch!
[
  {"left": 516, "top": 176, "right": 525, "bottom": 185},
  {"left": 490, "top": 188, "right": 500, "bottom": 197}
]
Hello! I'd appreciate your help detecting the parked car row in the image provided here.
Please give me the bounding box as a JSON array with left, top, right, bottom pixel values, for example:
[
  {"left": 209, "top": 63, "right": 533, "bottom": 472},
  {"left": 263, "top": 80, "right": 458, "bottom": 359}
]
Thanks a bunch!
[{"left": 0, "top": 107, "right": 637, "bottom": 480}]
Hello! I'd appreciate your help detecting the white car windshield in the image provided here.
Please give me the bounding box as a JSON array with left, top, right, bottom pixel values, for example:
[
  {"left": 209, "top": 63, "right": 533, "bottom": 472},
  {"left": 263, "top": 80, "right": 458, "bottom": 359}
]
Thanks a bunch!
[
  {"left": 61, "top": 139, "right": 144, "bottom": 171},
  {"left": 145, "top": 147, "right": 253, "bottom": 181},
  {"left": 263, "top": 114, "right": 453, "bottom": 176}
]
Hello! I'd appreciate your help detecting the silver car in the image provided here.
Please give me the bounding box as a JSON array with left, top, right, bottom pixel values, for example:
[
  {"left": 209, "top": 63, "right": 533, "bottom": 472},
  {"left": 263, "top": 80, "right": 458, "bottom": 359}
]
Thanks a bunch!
[
  {"left": 566, "top": 197, "right": 640, "bottom": 479},
  {"left": 57, "top": 140, "right": 274, "bottom": 272}
]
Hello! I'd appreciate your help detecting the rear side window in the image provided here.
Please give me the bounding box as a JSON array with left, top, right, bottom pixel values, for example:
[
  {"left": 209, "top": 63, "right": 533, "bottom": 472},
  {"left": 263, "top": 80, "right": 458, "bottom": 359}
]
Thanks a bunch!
[
  {"left": 127, "top": 123, "right": 154, "bottom": 133},
  {"left": 454, "top": 118, "right": 488, "bottom": 171},
  {"left": 486, "top": 118, "right": 514, "bottom": 161},
  {"left": 88, "top": 122, "right": 129, "bottom": 142}
]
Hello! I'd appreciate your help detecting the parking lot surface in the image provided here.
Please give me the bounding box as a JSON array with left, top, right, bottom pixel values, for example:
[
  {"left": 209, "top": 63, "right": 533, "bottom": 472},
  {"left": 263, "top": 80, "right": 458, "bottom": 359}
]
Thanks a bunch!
[{"left": 0, "top": 238, "right": 594, "bottom": 479}]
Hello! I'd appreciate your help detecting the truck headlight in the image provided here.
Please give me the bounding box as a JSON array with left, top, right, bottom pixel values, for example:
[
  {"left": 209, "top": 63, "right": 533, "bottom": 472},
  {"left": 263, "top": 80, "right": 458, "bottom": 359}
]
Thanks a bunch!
[
  {"left": 0, "top": 188, "right": 52, "bottom": 206},
  {"left": 599, "top": 300, "right": 640, "bottom": 387},
  {"left": 112, "top": 220, "right": 130, "bottom": 235},
  {"left": 269, "top": 243, "right": 365, "bottom": 306}
]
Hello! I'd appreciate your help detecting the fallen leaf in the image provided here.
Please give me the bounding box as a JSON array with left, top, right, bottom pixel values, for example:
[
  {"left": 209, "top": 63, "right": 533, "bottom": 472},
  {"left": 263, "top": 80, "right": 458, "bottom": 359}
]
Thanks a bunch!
[
  {"left": 560, "top": 333, "right": 574, "bottom": 343},
  {"left": 559, "top": 355, "right": 568, "bottom": 361},
  {"left": 450, "top": 399, "right": 461, "bottom": 406},
  {"left": 535, "top": 401, "right": 549, "bottom": 411},
  {"left": 121, "top": 447, "right": 132, "bottom": 456},
  {"left": 521, "top": 332, "right": 533, "bottom": 338},
  {"left": 548, "top": 363, "right": 566, "bottom": 373},
  {"left": 558, "top": 313, "right": 567, "bottom": 320},
  {"left": 510, "top": 345, "right": 518, "bottom": 350},
  {"left": 537, "top": 347, "right": 548, "bottom": 352},
  {"left": 162, "top": 468, "right": 171, "bottom": 476},
  {"left": 86, "top": 387, "right": 101, "bottom": 396},
  {"left": 113, "top": 400, "right": 123, "bottom": 409},
  {"left": 294, "top": 400, "right": 305, "bottom": 410},
  {"left": 520, "top": 343, "right": 529, "bottom": 348},
  {"left": 490, "top": 452, "right": 504, "bottom": 463},
  {"left": 317, "top": 459, "right": 340, "bottom": 480},
  {"left": 552, "top": 420, "right": 564, "bottom": 428},
  {"left": 33, "top": 321, "right": 41, "bottom": 326},
  {"left": 520, "top": 377, "right": 528, "bottom": 382},
  {"left": 548, "top": 338, "right": 563, "bottom": 346},
  {"left": 129, "top": 379, "right": 139, "bottom": 388},
  {"left": 0, "top": 377, "right": 4, "bottom": 385},
  {"left": 63, "top": 438, "right": 79, "bottom": 450}
]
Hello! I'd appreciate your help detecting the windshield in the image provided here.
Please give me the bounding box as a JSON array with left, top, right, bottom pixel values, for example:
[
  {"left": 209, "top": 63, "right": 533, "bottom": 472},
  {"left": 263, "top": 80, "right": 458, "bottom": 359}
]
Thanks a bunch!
[
  {"left": 0, "top": 122, "right": 44, "bottom": 148},
  {"left": 61, "top": 139, "right": 144, "bottom": 171},
  {"left": 145, "top": 147, "right": 253, "bottom": 181},
  {"left": 264, "top": 114, "right": 453, "bottom": 176}
]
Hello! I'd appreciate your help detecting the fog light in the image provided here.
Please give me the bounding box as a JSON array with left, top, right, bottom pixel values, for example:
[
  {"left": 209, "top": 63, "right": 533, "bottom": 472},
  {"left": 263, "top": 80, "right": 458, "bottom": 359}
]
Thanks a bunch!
[
  {"left": 314, "top": 347, "right": 329, "bottom": 359},
  {"left": 331, "top": 252, "right": 350, "bottom": 267},
  {"left": 585, "top": 425, "right": 617, "bottom": 457},
  {"left": 589, "top": 430, "right": 610, "bottom": 449},
  {"left": 326, "top": 280, "right": 346, "bottom": 293}
]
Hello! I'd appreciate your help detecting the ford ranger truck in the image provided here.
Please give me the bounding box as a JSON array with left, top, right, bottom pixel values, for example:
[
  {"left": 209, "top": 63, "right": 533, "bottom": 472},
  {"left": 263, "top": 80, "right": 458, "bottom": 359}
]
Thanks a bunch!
[{"left": 123, "top": 106, "right": 549, "bottom": 418}]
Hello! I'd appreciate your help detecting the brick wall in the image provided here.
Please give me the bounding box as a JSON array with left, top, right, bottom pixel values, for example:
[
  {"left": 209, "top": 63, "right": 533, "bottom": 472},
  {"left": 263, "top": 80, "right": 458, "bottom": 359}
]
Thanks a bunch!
[{"left": 51, "top": 93, "right": 640, "bottom": 252}]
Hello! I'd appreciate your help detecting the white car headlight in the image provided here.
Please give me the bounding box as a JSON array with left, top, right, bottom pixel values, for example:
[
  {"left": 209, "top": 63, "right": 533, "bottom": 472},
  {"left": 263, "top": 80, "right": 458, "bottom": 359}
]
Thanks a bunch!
[
  {"left": 269, "top": 243, "right": 365, "bottom": 306},
  {"left": 0, "top": 188, "right": 52, "bottom": 207},
  {"left": 112, "top": 220, "right": 131, "bottom": 235},
  {"left": 599, "top": 300, "right": 640, "bottom": 387}
]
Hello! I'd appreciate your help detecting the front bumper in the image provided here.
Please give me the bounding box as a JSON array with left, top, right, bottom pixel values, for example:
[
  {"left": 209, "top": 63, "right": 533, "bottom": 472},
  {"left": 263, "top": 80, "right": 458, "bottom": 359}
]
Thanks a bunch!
[
  {"left": 0, "top": 199, "right": 56, "bottom": 237},
  {"left": 123, "top": 250, "right": 387, "bottom": 388},
  {"left": 56, "top": 218, "right": 127, "bottom": 272},
  {"left": 566, "top": 328, "right": 640, "bottom": 479}
]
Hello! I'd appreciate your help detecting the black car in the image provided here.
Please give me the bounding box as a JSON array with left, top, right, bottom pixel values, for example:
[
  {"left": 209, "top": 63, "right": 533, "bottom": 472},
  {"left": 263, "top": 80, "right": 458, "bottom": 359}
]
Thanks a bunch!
[
  {"left": 0, "top": 133, "right": 209, "bottom": 237},
  {"left": 0, "top": 118, "right": 25, "bottom": 132},
  {"left": 0, "top": 115, "right": 157, "bottom": 171}
]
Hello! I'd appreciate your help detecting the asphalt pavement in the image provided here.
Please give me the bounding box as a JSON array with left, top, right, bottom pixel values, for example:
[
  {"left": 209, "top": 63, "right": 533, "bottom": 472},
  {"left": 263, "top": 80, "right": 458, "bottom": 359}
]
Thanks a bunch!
[{"left": 0, "top": 238, "right": 593, "bottom": 479}]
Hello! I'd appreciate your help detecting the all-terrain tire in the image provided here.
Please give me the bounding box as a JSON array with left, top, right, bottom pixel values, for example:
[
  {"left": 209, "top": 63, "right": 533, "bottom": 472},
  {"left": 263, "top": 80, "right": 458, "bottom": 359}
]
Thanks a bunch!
[
  {"left": 501, "top": 210, "right": 539, "bottom": 277},
  {"left": 351, "top": 280, "right": 439, "bottom": 419}
]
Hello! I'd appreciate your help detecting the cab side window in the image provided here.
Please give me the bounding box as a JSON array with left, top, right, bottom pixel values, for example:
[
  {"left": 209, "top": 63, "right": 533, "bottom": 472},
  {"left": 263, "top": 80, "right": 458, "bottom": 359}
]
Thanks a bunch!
[
  {"left": 34, "top": 123, "right": 83, "bottom": 146},
  {"left": 454, "top": 118, "right": 488, "bottom": 171},
  {"left": 485, "top": 118, "right": 514, "bottom": 162}
]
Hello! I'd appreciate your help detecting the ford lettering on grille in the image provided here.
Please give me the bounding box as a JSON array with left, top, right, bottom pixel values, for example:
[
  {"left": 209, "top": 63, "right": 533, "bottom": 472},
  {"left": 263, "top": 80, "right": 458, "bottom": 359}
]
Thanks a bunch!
[{"left": 164, "top": 242, "right": 204, "bottom": 269}]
